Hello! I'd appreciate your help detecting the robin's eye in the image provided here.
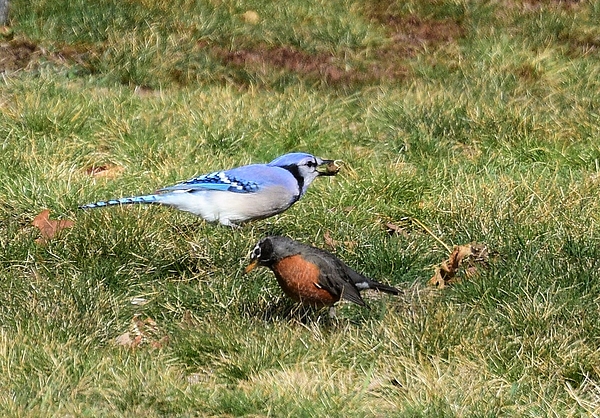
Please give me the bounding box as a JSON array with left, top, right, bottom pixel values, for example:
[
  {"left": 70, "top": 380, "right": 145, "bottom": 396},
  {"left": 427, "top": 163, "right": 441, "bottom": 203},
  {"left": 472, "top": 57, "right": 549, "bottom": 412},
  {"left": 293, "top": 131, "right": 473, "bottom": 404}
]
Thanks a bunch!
[{"left": 253, "top": 247, "right": 261, "bottom": 258}]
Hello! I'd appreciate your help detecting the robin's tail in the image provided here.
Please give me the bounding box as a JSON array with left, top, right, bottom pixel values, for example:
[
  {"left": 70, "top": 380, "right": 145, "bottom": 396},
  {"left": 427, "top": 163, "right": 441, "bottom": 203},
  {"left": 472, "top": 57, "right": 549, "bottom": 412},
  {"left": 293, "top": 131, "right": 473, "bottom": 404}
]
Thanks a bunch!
[
  {"left": 342, "top": 264, "right": 400, "bottom": 296},
  {"left": 349, "top": 270, "right": 400, "bottom": 295},
  {"left": 368, "top": 280, "right": 400, "bottom": 295}
]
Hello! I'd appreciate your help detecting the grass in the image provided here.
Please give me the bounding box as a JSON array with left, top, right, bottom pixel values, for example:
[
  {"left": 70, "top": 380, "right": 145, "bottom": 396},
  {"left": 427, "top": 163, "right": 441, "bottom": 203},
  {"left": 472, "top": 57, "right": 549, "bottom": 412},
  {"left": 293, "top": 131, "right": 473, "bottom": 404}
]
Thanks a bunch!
[{"left": 1, "top": 0, "right": 600, "bottom": 416}]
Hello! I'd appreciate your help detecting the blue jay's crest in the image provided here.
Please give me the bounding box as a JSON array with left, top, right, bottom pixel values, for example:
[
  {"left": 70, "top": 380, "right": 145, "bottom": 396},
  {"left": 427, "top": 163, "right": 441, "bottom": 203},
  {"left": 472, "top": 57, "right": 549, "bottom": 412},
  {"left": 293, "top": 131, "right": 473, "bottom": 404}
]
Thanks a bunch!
[
  {"left": 267, "top": 152, "right": 316, "bottom": 167},
  {"left": 79, "top": 152, "right": 339, "bottom": 226}
]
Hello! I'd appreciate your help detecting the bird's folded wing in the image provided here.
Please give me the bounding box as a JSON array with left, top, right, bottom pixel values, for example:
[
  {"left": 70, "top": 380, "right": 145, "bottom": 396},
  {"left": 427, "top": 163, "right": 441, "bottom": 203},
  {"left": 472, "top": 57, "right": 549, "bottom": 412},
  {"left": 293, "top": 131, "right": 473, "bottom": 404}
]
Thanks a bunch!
[
  {"left": 310, "top": 253, "right": 366, "bottom": 306},
  {"left": 158, "top": 170, "right": 260, "bottom": 193}
]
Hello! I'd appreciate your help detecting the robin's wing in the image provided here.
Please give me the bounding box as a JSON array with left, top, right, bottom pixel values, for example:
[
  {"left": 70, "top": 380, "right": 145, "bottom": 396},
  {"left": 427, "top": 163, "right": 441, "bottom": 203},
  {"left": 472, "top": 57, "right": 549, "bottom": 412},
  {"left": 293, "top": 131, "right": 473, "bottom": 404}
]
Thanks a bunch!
[{"left": 303, "top": 249, "right": 366, "bottom": 306}]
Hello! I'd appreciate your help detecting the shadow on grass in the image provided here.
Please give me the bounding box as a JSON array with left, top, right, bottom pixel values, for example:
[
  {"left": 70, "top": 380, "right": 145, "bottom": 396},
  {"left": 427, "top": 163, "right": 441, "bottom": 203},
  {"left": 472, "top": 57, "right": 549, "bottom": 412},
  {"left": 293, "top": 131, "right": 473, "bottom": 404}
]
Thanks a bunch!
[{"left": 236, "top": 293, "right": 401, "bottom": 330}]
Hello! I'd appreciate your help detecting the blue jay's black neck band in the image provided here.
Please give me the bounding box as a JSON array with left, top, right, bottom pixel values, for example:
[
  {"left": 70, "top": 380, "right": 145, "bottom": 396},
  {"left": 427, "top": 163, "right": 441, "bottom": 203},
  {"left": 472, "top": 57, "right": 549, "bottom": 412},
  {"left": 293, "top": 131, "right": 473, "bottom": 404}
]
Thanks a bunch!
[{"left": 280, "top": 164, "right": 304, "bottom": 199}]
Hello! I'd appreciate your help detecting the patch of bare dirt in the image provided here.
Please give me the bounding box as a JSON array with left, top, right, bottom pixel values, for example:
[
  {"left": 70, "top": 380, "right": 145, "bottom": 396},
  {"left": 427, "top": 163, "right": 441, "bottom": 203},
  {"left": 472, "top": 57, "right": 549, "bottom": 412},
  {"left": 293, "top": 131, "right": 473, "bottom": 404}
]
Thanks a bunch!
[
  {"left": 0, "top": 39, "right": 39, "bottom": 72},
  {"left": 212, "top": 11, "right": 464, "bottom": 87},
  {"left": 49, "top": 43, "right": 99, "bottom": 69},
  {"left": 213, "top": 45, "right": 381, "bottom": 86},
  {"left": 559, "top": 31, "right": 600, "bottom": 57},
  {"left": 0, "top": 37, "right": 97, "bottom": 73},
  {"left": 364, "top": 0, "right": 465, "bottom": 57},
  {"left": 367, "top": 14, "right": 464, "bottom": 82}
]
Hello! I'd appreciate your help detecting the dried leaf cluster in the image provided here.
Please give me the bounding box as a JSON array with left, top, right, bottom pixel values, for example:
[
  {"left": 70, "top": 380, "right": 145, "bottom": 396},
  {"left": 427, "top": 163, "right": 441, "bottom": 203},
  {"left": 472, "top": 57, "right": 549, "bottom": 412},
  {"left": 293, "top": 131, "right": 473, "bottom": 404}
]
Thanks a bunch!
[{"left": 429, "top": 243, "right": 491, "bottom": 289}]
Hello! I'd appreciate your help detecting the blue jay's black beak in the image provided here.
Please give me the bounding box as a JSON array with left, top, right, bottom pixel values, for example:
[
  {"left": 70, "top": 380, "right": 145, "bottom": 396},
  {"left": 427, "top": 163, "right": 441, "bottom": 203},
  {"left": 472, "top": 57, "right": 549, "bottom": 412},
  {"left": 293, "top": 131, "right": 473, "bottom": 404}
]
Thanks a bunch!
[{"left": 317, "top": 160, "right": 340, "bottom": 176}]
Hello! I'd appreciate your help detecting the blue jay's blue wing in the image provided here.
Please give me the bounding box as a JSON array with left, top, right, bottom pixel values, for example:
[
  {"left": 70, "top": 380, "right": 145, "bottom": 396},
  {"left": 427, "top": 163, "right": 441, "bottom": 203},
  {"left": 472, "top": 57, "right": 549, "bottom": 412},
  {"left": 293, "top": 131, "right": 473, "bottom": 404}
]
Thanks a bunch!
[{"left": 159, "top": 166, "right": 262, "bottom": 194}]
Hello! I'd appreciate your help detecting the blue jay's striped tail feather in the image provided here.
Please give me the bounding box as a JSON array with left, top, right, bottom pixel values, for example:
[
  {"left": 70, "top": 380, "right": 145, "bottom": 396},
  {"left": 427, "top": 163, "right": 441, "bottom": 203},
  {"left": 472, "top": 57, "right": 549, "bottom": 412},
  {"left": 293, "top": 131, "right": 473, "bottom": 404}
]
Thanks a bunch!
[{"left": 79, "top": 194, "right": 162, "bottom": 210}]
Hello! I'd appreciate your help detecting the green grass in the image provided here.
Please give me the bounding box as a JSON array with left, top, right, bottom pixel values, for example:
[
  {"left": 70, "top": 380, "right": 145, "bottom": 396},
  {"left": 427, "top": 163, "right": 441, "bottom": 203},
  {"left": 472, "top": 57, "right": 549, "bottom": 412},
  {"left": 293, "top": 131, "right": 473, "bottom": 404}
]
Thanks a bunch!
[{"left": 1, "top": 0, "right": 600, "bottom": 416}]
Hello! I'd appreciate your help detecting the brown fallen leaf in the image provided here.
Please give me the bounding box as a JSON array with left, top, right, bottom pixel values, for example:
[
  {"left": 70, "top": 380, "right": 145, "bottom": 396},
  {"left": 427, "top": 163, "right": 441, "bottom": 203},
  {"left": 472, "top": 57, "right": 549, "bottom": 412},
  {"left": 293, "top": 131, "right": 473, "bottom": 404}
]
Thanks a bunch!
[
  {"left": 115, "top": 315, "right": 169, "bottom": 349},
  {"left": 115, "top": 332, "right": 142, "bottom": 348},
  {"left": 323, "top": 231, "right": 357, "bottom": 250},
  {"left": 429, "top": 243, "right": 491, "bottom": 289},
  {"left": 323, "top": 231, "right": 337, "bottom": 249},
  {"left": 85, "top": 164, "right": 125, "bottom": 179},
  {"left": 385, "top": 221, "right": 409, "bottom": 237},
  {"left": 32, "top": 209, "right": 75, "bottom": 244}
]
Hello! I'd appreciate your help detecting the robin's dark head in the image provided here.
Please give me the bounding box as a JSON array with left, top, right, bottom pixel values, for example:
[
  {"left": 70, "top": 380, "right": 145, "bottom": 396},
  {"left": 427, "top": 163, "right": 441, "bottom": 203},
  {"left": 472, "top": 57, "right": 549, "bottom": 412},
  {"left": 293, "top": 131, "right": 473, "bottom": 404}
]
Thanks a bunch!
[
  {"left": 244, "top": 236, "right": 300, "bottom": 273},
  {"left": 244, "top": 237, "right": 275, "bottom": 273}
]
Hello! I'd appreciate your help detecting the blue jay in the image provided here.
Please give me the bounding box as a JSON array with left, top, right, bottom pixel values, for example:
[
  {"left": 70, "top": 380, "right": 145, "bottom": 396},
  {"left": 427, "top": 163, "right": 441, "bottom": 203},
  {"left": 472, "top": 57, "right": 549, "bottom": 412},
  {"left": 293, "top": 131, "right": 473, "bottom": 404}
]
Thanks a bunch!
[{"left": 79, "top": 152, "right": 339, "bottom": 226}]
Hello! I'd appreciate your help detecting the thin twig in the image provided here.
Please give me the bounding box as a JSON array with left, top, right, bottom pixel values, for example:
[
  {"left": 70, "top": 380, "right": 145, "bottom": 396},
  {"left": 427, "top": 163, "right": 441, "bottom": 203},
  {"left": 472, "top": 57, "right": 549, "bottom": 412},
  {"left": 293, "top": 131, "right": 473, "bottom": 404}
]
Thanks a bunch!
[{"left": 410, "top": 217, "right": 452, "bottom": 253}]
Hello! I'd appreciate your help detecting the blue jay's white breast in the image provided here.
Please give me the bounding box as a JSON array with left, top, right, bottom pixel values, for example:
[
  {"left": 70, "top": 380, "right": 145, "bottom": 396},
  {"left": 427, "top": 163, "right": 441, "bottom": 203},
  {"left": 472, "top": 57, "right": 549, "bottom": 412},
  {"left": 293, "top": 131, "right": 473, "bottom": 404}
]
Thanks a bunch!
[{"left": 157, "top": 185, "right": 298, "bottom": 225}]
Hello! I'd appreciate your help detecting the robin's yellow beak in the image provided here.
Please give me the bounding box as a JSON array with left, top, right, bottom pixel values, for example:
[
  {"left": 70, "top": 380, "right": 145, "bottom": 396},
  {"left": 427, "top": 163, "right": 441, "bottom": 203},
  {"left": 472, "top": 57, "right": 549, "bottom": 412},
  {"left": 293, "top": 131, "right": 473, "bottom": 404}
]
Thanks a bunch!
[{"left": 244, "top": 259, "right": 259, "bottom": 274}]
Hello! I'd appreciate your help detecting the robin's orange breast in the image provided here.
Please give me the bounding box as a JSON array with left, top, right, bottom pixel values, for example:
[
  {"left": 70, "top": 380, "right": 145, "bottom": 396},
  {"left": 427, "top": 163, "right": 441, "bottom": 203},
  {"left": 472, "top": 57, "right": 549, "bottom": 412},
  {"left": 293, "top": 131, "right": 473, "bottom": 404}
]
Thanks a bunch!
[{"left": 271, "top": 255, "right": 338, "bottom": 307}]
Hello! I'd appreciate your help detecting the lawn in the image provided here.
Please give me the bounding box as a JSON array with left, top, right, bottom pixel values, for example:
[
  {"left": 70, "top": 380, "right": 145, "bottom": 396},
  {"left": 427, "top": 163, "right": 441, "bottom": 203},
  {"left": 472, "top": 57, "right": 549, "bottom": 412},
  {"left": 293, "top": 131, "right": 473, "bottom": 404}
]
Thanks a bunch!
[{"left": 1, "top": 0, "right": 600, "bottom": 416}]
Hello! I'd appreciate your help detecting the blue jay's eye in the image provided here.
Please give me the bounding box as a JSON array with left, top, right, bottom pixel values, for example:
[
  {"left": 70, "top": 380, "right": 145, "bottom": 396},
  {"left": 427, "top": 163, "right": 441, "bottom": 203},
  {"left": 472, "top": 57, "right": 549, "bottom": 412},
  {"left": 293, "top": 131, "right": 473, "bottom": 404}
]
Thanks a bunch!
[{"left": 306, "top": 160, "right": 317, "bottom": 168}]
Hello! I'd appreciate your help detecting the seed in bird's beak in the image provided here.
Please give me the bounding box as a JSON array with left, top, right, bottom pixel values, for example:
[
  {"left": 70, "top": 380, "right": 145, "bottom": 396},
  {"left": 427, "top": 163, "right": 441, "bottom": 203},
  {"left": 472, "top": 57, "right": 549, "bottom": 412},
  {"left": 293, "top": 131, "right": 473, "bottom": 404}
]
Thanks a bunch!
[{"left": 317, "top": 160, "right": 340, "bottom": 176}]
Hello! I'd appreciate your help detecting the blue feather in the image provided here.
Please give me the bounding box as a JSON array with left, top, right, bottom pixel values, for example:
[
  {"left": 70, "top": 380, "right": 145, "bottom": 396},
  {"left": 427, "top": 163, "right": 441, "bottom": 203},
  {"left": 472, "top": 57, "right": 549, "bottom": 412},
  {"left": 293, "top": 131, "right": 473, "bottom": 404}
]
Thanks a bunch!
[{"left": 162, "top": 171, "right": 260, "bottom": 193}]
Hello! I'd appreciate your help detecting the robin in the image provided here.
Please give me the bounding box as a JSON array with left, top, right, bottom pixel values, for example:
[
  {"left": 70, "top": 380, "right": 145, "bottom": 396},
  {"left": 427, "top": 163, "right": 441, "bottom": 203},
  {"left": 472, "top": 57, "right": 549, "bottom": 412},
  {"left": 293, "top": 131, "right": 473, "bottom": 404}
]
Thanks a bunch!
[{"left": 244, "top": 236, "right": 400, "bottom": 315}]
